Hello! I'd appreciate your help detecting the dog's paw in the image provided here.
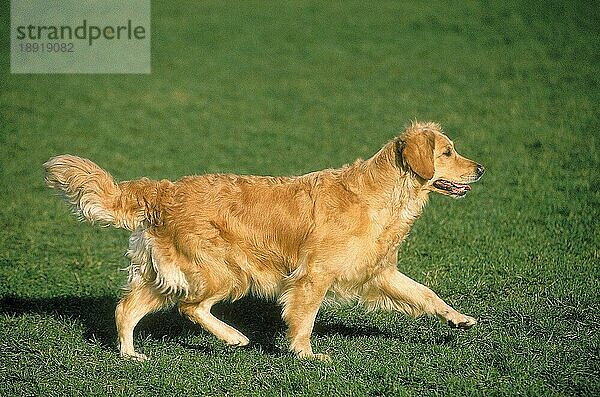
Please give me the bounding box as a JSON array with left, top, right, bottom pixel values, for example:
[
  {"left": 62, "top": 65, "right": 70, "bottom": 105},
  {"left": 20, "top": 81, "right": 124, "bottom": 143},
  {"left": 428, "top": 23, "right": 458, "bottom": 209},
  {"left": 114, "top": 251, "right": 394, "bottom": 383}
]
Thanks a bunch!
[
  {"left": 121, "top": 351, "right": 149, "bottom": 362},
  {"left": 224, "top": 332, "right": 250, "bottom": 347},
  {"left": 447, "top": 314, "right": 477, "bottom": 330},
  {"left": 225, "top": 335, "right": 250, "bottom": 347}
]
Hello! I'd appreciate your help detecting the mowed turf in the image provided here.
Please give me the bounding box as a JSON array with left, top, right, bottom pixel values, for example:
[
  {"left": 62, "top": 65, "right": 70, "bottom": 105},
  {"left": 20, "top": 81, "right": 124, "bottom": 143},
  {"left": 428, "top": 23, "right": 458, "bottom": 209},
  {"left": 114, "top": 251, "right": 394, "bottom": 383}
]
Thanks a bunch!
[{"left": 1, "top": 1, "right": 598, "bottom": 395}]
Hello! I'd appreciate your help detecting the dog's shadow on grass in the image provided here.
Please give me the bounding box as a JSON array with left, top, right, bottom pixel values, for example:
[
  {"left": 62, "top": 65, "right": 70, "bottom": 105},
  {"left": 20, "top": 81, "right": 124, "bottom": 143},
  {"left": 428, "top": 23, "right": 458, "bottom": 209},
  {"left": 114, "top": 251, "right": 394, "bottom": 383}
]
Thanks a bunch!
[
  {"left": 0, "top": 295, "right": 453, "bottom": 356},
  {"left": 0, "top": 295, "right": 120, "bottom": 347},
  {"left": 0, "top": 294, "right": 285, "bottom": 355}
]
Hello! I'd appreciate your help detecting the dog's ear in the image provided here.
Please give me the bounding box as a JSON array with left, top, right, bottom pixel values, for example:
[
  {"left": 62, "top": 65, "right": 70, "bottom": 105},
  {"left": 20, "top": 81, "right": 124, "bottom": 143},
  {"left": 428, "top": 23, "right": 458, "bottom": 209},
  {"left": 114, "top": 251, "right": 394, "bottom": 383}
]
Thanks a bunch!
[{"left": 399, "top": 130, "right": 435, "bottom": 180}]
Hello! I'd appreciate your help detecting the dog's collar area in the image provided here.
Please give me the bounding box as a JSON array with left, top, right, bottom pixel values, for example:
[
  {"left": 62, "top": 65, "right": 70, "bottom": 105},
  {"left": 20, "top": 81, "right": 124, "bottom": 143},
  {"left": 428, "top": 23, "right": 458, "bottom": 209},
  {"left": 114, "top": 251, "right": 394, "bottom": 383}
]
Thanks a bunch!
[{"left": 432, "top": 179, "right": 471, "bottom": 197}]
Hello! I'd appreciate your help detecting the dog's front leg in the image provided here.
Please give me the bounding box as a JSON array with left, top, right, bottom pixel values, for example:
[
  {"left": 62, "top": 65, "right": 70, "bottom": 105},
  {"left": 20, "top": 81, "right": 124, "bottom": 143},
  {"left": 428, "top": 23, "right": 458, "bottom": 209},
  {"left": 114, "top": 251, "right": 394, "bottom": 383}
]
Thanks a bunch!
[
  {"left": 366, "top": 267, "right": 477, "bottom": 329},
  {"left": 280, "top": 275, "right": 332, "bottom": 361}
]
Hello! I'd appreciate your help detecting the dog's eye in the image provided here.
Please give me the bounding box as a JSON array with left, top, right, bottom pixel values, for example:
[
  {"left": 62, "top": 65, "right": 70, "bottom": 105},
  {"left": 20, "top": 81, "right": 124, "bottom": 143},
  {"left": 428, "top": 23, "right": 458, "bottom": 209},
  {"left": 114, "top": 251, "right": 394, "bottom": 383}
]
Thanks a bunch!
[{"left": 443, "top": 148, "right": 452, "bottom": 157}]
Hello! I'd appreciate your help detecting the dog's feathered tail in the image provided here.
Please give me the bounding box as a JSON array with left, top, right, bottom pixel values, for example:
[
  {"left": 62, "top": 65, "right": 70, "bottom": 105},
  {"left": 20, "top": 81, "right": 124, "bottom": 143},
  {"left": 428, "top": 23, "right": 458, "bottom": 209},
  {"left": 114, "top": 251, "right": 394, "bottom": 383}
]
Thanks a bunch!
[{"left": 44, "top": 155, "right": 171, "bottom": 231}]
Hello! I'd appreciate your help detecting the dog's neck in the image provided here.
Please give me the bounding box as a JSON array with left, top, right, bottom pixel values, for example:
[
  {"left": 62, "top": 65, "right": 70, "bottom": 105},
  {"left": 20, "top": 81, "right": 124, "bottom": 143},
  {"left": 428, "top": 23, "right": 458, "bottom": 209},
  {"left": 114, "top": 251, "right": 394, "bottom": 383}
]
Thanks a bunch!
[
  {"left": 341, "top": 140, "right": 431, "bottom": 249},
  {"left": 344, "top": 140, "right": 429, "bottom": 204}
]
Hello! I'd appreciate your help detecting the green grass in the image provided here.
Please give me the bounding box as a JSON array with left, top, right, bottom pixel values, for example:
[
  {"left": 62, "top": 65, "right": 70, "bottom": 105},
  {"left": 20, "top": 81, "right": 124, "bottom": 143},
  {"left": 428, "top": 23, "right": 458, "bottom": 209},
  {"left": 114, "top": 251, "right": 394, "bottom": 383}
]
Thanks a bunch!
[{"left": 1, "top": 0, "right": 599, "bottom": 395}]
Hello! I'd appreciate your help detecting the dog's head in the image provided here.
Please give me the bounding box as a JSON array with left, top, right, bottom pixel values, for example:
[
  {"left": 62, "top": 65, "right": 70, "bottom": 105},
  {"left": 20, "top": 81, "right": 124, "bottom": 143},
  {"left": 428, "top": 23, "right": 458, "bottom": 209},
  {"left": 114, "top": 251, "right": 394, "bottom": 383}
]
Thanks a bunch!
[{"left": 398, "top": 122, "right": 484, "bottom": 198}]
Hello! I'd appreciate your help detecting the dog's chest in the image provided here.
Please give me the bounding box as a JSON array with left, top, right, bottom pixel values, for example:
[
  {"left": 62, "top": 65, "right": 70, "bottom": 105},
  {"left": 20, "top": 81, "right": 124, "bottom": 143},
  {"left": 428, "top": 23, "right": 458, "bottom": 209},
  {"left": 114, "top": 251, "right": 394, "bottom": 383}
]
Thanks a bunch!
[{"left": 369, "top": 197, "right": 425, "bottom": 243}]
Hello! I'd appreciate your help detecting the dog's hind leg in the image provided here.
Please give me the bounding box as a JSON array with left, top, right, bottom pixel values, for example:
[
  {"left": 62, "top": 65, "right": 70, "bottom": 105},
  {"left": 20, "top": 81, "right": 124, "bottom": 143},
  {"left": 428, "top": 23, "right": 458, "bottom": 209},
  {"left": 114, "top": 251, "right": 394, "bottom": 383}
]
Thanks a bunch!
[
  {"left": 115, "top": 282, "right": 168, "bottom": 361},
  {"left": 179, "top": 298, "right": 250, "bottom": 347},
  {"left": 365, "top": 267, "right": 477, "bottom": 329}
]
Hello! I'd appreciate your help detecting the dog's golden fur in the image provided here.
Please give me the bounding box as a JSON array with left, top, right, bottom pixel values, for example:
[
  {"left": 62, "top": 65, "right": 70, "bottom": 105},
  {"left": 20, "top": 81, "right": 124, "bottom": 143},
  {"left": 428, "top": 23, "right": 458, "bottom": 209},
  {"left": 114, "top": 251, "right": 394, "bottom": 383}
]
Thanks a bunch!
[{"left": 44, "top": 121, "right": 484, "bottom": 361}]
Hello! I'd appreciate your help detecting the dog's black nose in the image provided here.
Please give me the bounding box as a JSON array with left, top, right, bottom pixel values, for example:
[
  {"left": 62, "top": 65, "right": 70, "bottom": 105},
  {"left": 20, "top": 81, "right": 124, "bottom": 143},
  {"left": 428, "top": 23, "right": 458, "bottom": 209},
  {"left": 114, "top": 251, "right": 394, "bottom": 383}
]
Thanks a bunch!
[{"left": 476, "top": 164, "right": 485, "bottom": 177}]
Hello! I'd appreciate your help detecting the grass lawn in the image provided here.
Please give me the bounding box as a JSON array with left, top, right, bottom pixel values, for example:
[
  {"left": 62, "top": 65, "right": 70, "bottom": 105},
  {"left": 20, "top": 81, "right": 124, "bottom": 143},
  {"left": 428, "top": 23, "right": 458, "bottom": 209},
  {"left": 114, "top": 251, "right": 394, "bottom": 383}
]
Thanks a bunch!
[{"left": 1, "top": 0, "right": 598, "bottom": 395}]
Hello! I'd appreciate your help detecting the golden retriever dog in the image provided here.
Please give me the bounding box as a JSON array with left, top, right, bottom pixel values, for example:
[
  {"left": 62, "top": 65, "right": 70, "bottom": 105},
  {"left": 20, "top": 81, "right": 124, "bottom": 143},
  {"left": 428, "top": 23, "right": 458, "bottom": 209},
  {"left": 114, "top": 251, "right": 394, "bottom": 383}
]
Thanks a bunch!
[{"left": 44, "top": 121, "right": 484, "bottom": 361}]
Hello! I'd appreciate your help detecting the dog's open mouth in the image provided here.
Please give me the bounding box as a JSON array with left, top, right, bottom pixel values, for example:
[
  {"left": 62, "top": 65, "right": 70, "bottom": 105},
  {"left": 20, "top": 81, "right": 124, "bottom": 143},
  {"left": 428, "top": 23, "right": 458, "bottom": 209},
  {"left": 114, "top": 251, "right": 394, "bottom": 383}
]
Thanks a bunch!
[{"left": 433, "top": 179, "right": 471, "bottom": 197}]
